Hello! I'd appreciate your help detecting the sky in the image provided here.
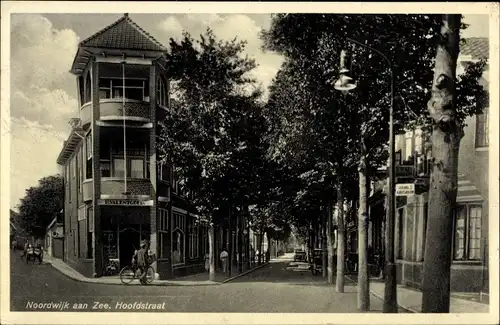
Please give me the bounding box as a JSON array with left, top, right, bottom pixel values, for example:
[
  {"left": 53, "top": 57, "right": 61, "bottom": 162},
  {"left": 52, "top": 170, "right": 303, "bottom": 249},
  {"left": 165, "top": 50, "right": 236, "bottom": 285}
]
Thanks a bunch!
[{"left": 8, "top": 13, "right": 489, "bottom": 209}]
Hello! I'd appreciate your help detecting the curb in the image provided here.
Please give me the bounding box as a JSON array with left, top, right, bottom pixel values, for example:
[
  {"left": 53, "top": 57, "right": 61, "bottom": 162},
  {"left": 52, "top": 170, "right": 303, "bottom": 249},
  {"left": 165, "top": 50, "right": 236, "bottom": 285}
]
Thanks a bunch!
[
  {"left": 345, "top": 275, "right": 418, "bottom": 313},
  {"left": 46, "top": 257, "right": 267, "bottom": 287},
  {"left": 222, "top": 262, "right": 270, "bottom": 283}
]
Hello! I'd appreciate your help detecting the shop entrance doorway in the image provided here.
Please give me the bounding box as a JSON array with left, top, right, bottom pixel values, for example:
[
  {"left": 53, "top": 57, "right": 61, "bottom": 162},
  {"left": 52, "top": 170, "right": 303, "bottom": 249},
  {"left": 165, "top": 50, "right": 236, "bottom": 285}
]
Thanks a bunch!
[{"left": 118, "top": 225, "right": 151, "bottom": 268}]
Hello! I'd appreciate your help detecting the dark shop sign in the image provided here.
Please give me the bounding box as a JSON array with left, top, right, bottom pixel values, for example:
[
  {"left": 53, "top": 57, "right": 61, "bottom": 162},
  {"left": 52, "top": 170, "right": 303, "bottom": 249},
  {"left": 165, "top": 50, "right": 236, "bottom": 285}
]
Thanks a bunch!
[{"left": 98, "top": 199, "right": 153, "bottom": 206}]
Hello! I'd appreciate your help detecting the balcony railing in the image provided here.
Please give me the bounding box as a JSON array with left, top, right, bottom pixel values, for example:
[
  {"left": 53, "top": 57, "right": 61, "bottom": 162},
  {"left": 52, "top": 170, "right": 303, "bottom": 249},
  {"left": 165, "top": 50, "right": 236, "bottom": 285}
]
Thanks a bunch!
[
  {"left": 80, "top": 99, "right": 151, "bottom": 126},
  {"left": 82, "top": 178, "right": 152, "bottom": 201}
]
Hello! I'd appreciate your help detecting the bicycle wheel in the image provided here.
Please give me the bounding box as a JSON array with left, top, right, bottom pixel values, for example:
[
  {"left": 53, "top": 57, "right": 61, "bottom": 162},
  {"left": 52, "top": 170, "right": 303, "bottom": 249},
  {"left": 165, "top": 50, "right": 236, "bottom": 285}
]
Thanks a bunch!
[
  {"left": 144, "top": 266, "right": 155, "bottom": 284},
  {"left": 120, "top": 266, "right": 135, "bottom": 284}
]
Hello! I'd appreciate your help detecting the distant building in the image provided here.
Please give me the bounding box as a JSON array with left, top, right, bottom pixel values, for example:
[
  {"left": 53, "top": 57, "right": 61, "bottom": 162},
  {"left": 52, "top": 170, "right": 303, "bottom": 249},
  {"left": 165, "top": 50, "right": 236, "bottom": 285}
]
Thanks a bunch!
[
  {"left": 56, "top": 14, "right": 208, "bottom": 279},
  {"left": 45, "top": 217, "right": 64, "bottom": 258},
  {"left": 367, "top": 37, "right": 489, "bottom": 299}
]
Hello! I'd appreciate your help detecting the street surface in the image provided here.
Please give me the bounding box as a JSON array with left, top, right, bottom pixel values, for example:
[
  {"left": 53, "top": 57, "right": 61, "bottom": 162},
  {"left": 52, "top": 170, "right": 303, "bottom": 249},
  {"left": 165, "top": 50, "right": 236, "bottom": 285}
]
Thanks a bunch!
[{"left": 10, "top": 251, "right": 395, "bottom": 313}]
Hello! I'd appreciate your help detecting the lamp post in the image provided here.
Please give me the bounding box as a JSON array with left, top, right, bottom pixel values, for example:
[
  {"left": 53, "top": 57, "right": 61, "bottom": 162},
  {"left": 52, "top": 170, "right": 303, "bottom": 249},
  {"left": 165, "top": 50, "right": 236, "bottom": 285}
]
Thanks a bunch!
[{"left": 334, "top": 37, "right": 397, "bottom": 313}]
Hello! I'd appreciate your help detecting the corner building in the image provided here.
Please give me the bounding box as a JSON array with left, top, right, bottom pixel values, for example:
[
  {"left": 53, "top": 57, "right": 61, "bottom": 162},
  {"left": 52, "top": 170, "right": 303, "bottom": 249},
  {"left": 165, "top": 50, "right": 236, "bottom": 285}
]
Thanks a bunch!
[{"left": 57, "top": 14, "right": 208, "bottom": 279}]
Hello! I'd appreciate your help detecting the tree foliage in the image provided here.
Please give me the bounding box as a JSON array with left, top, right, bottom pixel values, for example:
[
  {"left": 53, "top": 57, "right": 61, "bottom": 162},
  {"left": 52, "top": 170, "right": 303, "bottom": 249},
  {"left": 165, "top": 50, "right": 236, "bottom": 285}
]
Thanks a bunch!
[
  {"left": 18, "top": 175, "right": 63, "bottom": 238},
  {"left": 260, "top": 14, "right": 486, "bottom": 235},
  {"left": 158, "top": 28, "right": 268, "bottom": 222}
]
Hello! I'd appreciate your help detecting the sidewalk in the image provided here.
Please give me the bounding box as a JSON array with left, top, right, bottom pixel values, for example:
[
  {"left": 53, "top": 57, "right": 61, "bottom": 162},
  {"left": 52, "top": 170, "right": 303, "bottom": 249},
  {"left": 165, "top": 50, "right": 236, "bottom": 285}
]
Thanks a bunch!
[
  {"left": 346, "top": 275, "right": 489, "bottom": 313},
  {"left": 44, "top": 254, "right": 269, "bottom": 286}
]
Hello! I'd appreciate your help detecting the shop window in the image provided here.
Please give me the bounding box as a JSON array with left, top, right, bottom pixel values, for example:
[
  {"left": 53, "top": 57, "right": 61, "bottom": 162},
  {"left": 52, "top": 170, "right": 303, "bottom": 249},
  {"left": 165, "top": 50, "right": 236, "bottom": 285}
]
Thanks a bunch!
[
  {"left": 454, "top": 205, "right": 482, "bottom": 260},
  {"left": 159, "top": 208, "right": 169, "bottom": 259},
  {"left": 189, "top": 218, "right": 200, "bottom": 259},
  {"left": 103, "top": 231, "right": 117, "bottom": 260},
  {"left": 172, "top": 213, "right": 186, "bottom": 265}
]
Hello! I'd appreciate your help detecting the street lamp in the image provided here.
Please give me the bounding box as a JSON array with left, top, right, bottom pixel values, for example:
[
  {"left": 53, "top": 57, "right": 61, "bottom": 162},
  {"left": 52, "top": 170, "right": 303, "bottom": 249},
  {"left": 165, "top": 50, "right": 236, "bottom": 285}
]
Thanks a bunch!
[{"left": 334, "top": 37, "right": 397, "bottom": 313}]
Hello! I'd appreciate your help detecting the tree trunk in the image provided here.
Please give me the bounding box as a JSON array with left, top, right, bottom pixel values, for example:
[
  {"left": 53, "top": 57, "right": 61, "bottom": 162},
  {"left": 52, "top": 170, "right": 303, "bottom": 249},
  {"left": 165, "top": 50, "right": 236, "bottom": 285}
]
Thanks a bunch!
[
  {"left": 322, "top": 208, "right": 327, "bottom": 277},
  {"left": 358, "top": 142, "right": 370, "bottom": 311},
  {"left": 327, "top": 202, "right": 335, "bottom": 284},
  {"left": 243, "top": 205, "right": 251, "bottom": 270},
  {"left": 336, "top": 180, "right": 346, "bottom": 293},
  {"left": 208, "top": 224, "right": 216, "bottom": 281},
  {"left": 422, "top": 14, "right": 462, "bottom": 313}
]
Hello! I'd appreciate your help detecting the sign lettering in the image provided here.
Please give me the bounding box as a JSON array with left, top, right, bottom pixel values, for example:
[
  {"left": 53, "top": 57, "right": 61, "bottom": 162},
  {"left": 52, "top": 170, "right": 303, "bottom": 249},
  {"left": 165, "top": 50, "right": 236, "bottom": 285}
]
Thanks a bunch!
[
  {"left": 98, "top": 199, "right": 153, "bottom": 206},
  {"left": 396, "top": 183, "right": 415, "bottom": 196}
]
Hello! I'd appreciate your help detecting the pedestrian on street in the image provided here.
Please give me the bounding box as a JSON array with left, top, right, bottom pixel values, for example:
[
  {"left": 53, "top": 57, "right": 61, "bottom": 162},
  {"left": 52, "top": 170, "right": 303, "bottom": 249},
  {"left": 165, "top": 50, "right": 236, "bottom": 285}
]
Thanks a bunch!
[
  {"left": 133, "top": 240, "right": 149, "bottom": 284},
  {"left": 220, "top": 247, "right": 228, "bottom": 276}
]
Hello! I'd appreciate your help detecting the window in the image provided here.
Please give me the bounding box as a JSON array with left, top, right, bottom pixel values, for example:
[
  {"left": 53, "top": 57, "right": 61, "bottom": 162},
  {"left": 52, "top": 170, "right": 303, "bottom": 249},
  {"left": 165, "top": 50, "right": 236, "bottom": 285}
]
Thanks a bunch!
[
  {"left": 86, "top": 133, "right": 92, "bottom": 159},
  {"left": 189, "top": 218, "right": 200, "bottom": 259},
  {"left": 130, "top": 159, "right": 144, "bottom": 178},
  {"left": 99, "top": 78, "right": 148, "bottom": 101},
  {"left": 113, "top": 159, "right": 125, "bottom": 178},
  {"left": 112, "top": 158, "right": 146, "bottom": 178},
  {"left": 79, "top": 151, "right": 84, "bottom": 193},
  {"left": 68, "top": 163, "right": 72, "bottom": 202},
  {"left": 88, "top": 207, "right": 94, "bottom": 233},
  {"left": 73, "top": 227, "right": 77, "bottom": 256},
  {"left": 159, "top": 208, "right": 169, "bottom": 259},
  {"left": 172, "top": 213, "right": 186, "bottom": 265},
  {"left": 420, "top": 203, "right": 428, "bottom": 261},
  {"left": 397, "top": 208, "right": 404, "bottom": 259},
  {"left": 100, "top": 161, "right": 111, "bottom": 178},
  {"left": 454, "top": 205, "right": 482, "bottom": 260},
  {"left": 404, "top": 132, "right": 413, "bottom": 161},
  {"left": 158, "top": 162, "right": 169, "bottom": 181},
  {"left": 157, "top": 77, "right": 168, "bottom": 106},
  {"left": 475, "top": 110, "right": 488, "bottom": 148}
]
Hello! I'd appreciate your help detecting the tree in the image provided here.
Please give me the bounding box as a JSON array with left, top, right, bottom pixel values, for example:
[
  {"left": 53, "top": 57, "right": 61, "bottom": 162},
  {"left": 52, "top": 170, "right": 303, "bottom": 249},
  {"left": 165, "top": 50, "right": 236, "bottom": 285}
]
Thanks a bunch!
[
  {"left": 262, "top": 13, "right": 485, "bottom": 311},
  {"left": 421, "top": 14, "right": 487, "bottom": 313},
  {"left": 18, "top": 175, "right": 63, "bottom": 238},
  {"left": 158, "top": 29, "right": 261, "bottom": 280}
]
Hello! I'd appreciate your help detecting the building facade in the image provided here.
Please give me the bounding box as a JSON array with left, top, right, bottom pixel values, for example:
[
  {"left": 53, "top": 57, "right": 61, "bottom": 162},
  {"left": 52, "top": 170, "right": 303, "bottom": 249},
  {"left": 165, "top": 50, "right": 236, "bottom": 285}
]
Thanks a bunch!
[
  {"left": 56, "top": 14, "right": 208, "bottom": 279},
  {"left": 367, "top": 37, "right": 489, "bottom": 297}
]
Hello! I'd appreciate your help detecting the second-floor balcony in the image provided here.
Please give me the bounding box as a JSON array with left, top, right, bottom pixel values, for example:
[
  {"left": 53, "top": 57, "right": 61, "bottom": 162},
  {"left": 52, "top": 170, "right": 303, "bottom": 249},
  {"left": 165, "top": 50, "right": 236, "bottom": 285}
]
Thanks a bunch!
[
  {"left": 80, "top": 98, "right": 151, "bottom": 126},
  {"left": 83, "top": 177, "right": 153, "bottom": 201}
]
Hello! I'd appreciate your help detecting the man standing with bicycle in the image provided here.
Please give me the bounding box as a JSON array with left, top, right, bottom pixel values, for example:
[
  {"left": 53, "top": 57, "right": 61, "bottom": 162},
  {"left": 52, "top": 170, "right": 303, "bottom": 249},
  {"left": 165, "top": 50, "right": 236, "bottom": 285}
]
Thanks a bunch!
[{"left": 134, "top": 240, "right": 149, "bottom": 284}]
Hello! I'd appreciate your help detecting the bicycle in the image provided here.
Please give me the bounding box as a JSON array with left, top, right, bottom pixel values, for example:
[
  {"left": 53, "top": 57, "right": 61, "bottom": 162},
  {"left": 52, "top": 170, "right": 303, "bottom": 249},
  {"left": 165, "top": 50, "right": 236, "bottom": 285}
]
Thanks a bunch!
[{"left": 119, "top": 263, "right": 155, "bottom": 285}]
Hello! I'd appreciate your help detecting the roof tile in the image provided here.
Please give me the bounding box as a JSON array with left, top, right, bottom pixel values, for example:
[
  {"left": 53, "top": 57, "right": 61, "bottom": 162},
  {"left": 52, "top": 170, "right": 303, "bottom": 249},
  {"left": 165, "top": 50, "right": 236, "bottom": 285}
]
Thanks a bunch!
[
  {"left": 80, "top": 13, "right": 166, "bottom": 52},
  {"left": 461, "top": 37, "right": 489, "bottom": 60}
]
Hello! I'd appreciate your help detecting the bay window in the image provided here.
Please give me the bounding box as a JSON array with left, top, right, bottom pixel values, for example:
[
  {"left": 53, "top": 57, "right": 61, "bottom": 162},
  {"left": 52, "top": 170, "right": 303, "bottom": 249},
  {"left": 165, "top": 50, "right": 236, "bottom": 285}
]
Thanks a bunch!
[{"left": 454, "top": 204, "right": 482, "bottom": 261}]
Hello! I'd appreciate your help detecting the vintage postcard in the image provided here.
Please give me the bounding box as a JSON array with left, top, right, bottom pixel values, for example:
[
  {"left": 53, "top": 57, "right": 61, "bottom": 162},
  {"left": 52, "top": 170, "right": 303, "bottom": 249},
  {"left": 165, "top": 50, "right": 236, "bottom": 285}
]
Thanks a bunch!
[{"left": 1, "top": 1, "right": 499, "bottom": 324}]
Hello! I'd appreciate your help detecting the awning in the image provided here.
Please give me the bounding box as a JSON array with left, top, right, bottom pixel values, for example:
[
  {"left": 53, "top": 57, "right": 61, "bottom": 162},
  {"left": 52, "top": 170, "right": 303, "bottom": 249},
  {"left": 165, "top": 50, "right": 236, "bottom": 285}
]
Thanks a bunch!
[{"left": 457, "top": 174, "right": 483, "bottom": 203}]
